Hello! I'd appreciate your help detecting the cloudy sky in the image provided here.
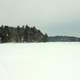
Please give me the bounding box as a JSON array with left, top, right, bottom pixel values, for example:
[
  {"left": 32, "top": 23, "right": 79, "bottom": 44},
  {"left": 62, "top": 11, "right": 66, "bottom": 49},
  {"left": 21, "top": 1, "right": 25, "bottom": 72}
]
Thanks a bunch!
[{"left": 0, "top": 0, "right": 80, "bottom": 36}]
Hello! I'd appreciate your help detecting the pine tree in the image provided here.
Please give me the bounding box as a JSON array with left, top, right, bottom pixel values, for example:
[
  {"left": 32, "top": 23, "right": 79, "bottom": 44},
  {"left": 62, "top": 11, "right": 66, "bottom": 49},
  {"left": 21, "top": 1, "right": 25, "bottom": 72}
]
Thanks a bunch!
[{"left": 42, "top": 33, "right": 48, "bottom": 42}]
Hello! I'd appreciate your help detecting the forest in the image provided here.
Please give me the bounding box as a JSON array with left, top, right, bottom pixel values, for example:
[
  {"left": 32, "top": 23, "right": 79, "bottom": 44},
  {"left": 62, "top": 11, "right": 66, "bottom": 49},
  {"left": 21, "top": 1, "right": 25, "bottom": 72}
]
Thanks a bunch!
[{"left": 0, "top": 25, "right": 48, "bottom": 43}]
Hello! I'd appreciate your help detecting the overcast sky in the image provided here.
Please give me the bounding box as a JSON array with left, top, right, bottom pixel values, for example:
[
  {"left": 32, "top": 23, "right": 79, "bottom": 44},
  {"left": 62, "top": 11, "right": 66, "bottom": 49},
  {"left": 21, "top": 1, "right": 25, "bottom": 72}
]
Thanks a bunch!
[{"left": 0, "top": 0, "right": 80, "bottom": 36}]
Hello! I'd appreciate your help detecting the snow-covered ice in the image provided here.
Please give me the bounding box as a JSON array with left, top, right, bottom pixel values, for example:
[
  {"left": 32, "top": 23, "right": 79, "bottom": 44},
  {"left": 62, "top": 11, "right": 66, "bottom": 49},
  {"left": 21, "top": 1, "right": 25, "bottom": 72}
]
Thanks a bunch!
[{"left": 0, "top": 42, "right": 80, "bottom": 80}]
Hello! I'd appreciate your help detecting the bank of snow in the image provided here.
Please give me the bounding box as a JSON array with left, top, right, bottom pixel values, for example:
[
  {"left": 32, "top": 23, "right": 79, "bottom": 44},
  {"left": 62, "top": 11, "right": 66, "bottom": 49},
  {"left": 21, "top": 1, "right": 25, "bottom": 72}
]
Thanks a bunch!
[{"left": 0, "top": 42, "right": 80, "bottom": 80}]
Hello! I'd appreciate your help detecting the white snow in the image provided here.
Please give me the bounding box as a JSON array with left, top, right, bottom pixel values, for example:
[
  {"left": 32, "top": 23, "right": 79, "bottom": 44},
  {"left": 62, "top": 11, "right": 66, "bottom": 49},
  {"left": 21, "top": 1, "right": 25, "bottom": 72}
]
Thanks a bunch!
[{"left": 0, "top": 42, "right": 80, "bottom": 80}]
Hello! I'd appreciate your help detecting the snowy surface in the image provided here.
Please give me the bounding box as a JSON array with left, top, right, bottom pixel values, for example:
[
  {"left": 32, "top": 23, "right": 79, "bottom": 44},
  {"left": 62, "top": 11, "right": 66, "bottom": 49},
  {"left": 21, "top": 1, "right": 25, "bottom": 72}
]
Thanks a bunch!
[{"left": 0, "top": 42, "right": 80, "bottom": 80}]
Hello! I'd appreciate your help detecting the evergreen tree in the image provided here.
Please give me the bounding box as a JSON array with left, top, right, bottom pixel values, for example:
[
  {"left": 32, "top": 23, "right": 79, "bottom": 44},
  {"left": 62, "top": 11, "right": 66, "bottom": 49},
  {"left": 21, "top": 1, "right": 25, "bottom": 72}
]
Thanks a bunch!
[
  {"left": 24, "top": 25, "right": 30, "bottom": 42},
  {"left": 0, "top": 24, "right": 48, "bottom": 43},
  {"left": 42, "top": 33, "right": 48, "bottom": 42},
  {"left": 1, "top": 25, "right": 10, "bottom": 42},
  {"left": 17, "top": 25, "right": 21, "bottom": 42}
]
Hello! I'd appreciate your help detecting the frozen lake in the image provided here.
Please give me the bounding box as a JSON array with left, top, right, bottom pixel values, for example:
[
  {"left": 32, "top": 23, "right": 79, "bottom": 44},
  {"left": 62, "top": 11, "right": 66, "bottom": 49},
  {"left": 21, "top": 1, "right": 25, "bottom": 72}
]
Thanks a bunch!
[{"left": 0, "top": 42, "right": 80, "bottom": 80}]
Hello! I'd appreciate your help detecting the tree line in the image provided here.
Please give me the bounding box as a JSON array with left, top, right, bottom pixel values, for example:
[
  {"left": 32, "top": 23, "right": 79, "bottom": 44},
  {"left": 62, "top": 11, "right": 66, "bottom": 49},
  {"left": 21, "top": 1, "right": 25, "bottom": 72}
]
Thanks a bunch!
[{"left": 0, "top": 25, "right": 48, "bottom": 43}]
